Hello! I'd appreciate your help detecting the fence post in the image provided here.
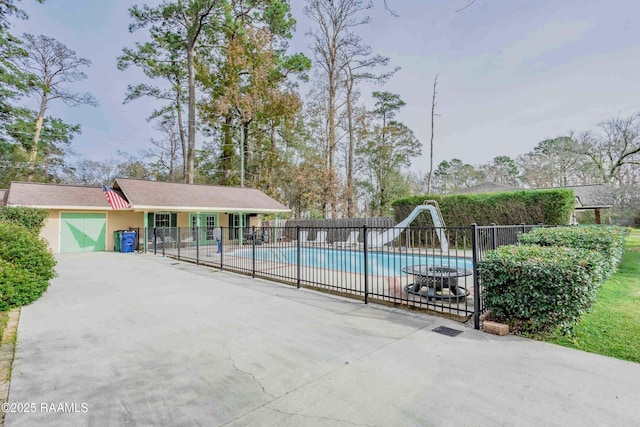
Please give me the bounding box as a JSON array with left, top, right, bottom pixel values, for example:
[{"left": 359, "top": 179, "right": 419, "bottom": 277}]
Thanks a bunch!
[
  {"left": 153, "top": 227, "right": 157, "bottom": 255},
  {"left": 162, "top": 227, "right": 166, "bottom": 257},
  {"left": 471, "top": 223, "right": 480, "bottom": 330},
  {"left": 296, "top": 226, "right": 301, "bottom": 288},
  {"left": 251, "top": 226, "right": 256, "bottom": 278},
  {"left": 522, "top": 223, "right": 526, "bottom": 234},
  {"left": 363, "top": 225, "right": 369, "bottom": 304},
  {"left": 491, "top": 223, "right": 497, "bottom": 250},
  {"left": 195, "top": 226, "right": 200, "bottom": 266},
  {"left": 220, "top": 227, "right": 224, "bottom": 271},
  {"left": 177, "top": 227, "right": 181, "bottom": 260}
]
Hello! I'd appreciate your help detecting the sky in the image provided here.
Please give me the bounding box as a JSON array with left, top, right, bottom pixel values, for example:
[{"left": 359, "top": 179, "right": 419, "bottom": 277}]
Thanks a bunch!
[{"left": 10, "top": 0, "right": 640, "bottom": 175}]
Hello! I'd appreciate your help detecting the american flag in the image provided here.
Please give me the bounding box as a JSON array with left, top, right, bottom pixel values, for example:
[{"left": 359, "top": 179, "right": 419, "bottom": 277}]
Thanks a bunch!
[{"left": 101, "top": 184, "right": 130, "bottom": 210}]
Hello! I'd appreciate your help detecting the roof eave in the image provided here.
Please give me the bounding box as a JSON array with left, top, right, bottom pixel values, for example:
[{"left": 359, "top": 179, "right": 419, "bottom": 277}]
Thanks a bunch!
[
  {"left": 574, "top": 205, "right": 612, "bottom": 210},
  {"left": 130, "top": 205, "right": 290, "bottom": 214},
  {"left": 7, "top": 204, "right": 118, "bottom": 211}
]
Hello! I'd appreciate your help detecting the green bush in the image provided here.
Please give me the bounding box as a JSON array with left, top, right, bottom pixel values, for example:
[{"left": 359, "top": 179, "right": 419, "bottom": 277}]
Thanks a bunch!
[
  {"left": 0, "top": 260, "right": 17, "bottom": 311},
  {"left": 479, "top": 245, "right": 607, "bottom": 334},
  {"left": 392, "top": 189, "right": 575, "bottom": 227},
  {"left": 518, "top": 226, "right": 626, "bottom": 280},
  {"left": 0, "top": 221, "right": 55, "bottom": 308},
  {"left": 0, "top": 207, "right": 49, "bottom": 234},
  {"left": 0, "top": 260, "right": 47, "bottom": 311}
]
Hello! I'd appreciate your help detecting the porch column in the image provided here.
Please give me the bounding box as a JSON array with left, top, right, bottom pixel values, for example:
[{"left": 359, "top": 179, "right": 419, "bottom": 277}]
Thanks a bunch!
[
  {"left": 238, "top": 212, "right": 243, "bottom": 247},
  {"left": 143, "top": 211, "right": 148, "bottom": 252}
]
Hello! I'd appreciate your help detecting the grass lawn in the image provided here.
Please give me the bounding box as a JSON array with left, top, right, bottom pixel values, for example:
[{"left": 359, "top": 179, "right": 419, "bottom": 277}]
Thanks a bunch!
[
  {"left": 0, "top": 311, "right": 7, "bottom": 342},
  {"left": 547, "top": 228, "right": 640, "bottom": 363},
  {"left": 0, "top": 311, "right": 9, "bottom": 340}
]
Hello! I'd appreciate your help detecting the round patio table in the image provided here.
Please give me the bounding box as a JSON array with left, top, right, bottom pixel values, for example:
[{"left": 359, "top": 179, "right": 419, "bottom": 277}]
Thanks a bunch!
[{"left": 402, "top": 265, "right": 472, "bottom": 300}]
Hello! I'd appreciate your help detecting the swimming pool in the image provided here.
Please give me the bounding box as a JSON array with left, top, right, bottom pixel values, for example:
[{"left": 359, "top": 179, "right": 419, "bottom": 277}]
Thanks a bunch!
[{"left": 233, "top": 246, "right": 473, "bottom": 276}]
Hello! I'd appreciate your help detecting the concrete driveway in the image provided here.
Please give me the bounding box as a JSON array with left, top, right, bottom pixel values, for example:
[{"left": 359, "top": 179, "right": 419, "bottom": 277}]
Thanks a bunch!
[{"left": 5, "top": 252, "right": 640, "bottom": 426}]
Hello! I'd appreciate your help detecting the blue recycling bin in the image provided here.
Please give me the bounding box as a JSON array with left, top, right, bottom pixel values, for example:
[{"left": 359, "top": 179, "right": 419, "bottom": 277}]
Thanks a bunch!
[{"left": 121, "top": 231, "right": 137, "bottom": 253}]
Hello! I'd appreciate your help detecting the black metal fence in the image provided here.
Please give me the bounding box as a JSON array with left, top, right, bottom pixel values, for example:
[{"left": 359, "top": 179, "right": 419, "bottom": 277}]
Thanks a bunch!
[{"left": 140, "top": 223, "right": 546, "bottom": 329}]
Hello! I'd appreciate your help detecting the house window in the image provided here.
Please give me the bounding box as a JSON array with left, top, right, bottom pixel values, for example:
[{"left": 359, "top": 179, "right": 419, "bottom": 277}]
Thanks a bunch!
[
  {"left": 190, "top": 214, "right": 218, "bottom": 242},
  {"left": 205, "top": 216, "right": 217, "bottom": 240},
  {"left": 229, "top": 214, "right": 250, "bottom": 240},
  {"left": 155, "top": 213, "right": 171, "bottom": 228}
]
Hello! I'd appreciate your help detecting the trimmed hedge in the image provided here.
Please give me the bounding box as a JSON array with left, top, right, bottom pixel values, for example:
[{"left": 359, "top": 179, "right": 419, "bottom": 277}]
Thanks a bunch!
[
  {"left": 518, "top": 226, "right": 626, "bottom": 280},
  {"left": 0, "top": 221, "right": 56, "bottom": 310},
  {"left": 479, "top": 245, "right": 607, "bottom": 334},
  {"left": 0, "top": 207, "right": 49, "bottom": 234},
  {"left": 392, "top": 189, "right": 575, "bottom": 226}
]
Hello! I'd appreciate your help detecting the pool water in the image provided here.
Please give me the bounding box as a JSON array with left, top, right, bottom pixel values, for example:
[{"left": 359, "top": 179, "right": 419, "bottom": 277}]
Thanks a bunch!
[{"left": 233, "top": 246, "right": 473, "bottom": 276}]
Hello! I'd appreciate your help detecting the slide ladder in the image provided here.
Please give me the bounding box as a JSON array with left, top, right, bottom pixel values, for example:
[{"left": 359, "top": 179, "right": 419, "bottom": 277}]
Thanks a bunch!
[{"left": 368, "top": 200, "right": 449, "bottom": 252}]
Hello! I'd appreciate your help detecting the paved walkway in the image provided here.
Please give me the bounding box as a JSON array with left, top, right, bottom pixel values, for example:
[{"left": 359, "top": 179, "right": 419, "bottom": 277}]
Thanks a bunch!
[{"left": 6, "top": 252, "right": 640, "bottom": 426}]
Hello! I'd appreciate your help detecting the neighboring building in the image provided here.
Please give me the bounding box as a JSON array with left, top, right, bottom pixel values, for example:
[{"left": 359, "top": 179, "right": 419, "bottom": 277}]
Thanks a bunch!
[
  {"left": 449, "top": 182, "right": 614, "bottom": 224},
  {"left": 568, "top": 184, "right": 615, "bottom": 224},
  {"left": 2, "top": 179, "right": 290, "bottom": 253}
]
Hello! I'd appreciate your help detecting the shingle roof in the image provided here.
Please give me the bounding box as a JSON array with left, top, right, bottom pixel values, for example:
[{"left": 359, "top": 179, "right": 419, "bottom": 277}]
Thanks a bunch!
[
  {"left": 5, "top": 179, "right": 290, "bottom": 214},
  {"left": 114, "top": 179, "right": 289, "bottom": 213},
  {"left": 566, "top": 184, "right": 615, "bottom": 208},
  {"left": 6, "top": 182, "right": 111, "bottom": 209}
]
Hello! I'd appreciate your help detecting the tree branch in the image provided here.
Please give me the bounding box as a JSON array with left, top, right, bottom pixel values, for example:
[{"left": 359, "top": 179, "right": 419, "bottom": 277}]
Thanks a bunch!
[{"left": 455, "top": 0, "right": 476, "bottom": 13}]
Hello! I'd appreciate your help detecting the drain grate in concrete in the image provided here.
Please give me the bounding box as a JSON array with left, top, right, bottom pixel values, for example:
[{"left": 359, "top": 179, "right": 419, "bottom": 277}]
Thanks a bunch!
[{"left": 432, "top": 326, "right": 463, "bottom": 337}]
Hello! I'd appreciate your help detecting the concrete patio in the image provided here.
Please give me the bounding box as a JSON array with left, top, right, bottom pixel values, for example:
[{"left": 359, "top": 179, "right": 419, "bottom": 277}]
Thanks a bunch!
[{"left": 5, "top": 252, "right": 640, "bottom": 426}]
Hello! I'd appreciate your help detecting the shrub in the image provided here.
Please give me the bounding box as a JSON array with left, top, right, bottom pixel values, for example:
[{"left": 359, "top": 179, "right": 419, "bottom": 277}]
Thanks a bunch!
[
  {"left": 479, "top": 245, "right": 607, "bottom": 334},
  {"left": 0, "top": 221, "right": 55, "bottom": 308},
  {"left": 392, "top": 189, "right": 575, "bottom": 227},
  {"left": 0, "top": 206, "right": 49, "bottom": 234},
  {"left": 518, "top": 226, "right": 626, "bottom": 280},
  {"left": 0, "top": 260, "right": 47, "bottom": 311}
]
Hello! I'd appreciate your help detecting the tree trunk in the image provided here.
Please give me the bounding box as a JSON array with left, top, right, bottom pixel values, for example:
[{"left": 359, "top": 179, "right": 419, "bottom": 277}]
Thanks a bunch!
[
  {"left": 176, "top": 84, "right": 188, "bottom": 183},
  {"left": 427, "top": 74, "right": 438, "bottom": 194},
  {"left": 327, "top": 72, "right": 336, "bottom": 218},
  {"left": 346, "top": 81, "right": 355, "bottom": 217},
  {"left": 221, "top": 112, "right": 235, "bottom": 184},
  {"left": 243, "top": 119, "right": 250, "bottom": 182},
  {"left": 30, "top": 93, "right": 48, "bottom": 162},
  {"left": 186, "top": 44, "right": 196, "bottom": 184}
]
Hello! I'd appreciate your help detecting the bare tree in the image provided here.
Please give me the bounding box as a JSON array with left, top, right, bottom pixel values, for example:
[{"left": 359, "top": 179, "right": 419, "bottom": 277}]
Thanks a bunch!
[
  {"left": 16, "top": 33, "right": 96, "bottom": 162},
  {"left": 518, "top": 136, "right": 593, "bottom": 188},
  {"left": 150, "top": 115, "right": 183, "bottom": 182},
  {"left": 575, "top": 113, "right": 640, "bottom": 185},
  {"left": 63, "top": 158, "right": 119, "bottom": 185},
  {"left": 426, "top": 74, "right": 438, "bottom": 194},
  {"left": 305, "top": 0, "right": 373, "bottom": 217},
  {"left": 340, "top": 32, "right": 397, "bottom": 216}
]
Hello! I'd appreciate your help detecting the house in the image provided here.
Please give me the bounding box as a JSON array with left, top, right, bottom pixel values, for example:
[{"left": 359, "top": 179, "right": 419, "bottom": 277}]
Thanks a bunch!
[
  {"left": 3, "top": 178, "right": 290, "bottom": 253},
  {"left": 569, "top": 184, "right": 616, "bottom": 224}
]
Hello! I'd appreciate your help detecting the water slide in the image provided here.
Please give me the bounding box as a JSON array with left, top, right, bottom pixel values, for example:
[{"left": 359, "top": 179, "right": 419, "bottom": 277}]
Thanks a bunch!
[{"left": 367, "top": 201, "right": 449, "bottom": 252}]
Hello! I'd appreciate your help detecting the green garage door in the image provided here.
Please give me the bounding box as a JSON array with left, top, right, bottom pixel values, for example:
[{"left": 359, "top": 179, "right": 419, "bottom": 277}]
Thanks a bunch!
[{"left": 60, "top": 213, "right": 107, "bottom": 253}]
